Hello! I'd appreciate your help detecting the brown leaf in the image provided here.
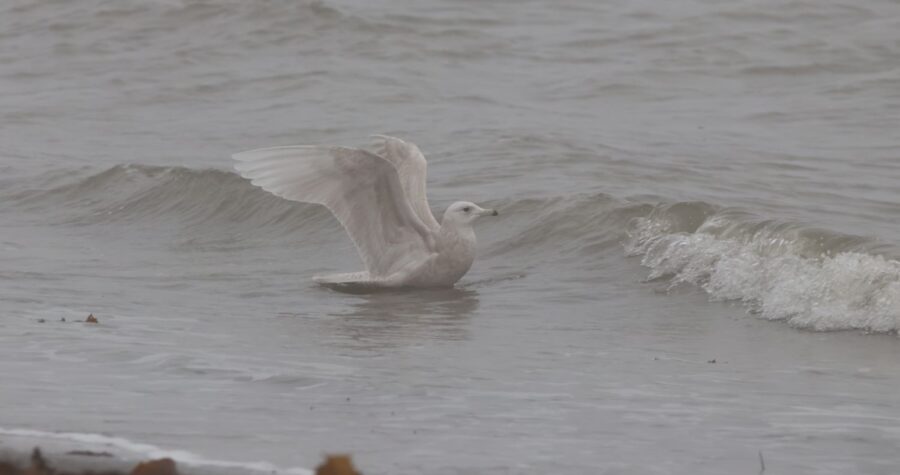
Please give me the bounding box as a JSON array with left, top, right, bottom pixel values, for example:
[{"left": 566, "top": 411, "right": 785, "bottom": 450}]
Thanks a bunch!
[
  {"left": 85, "top": 314, "right": 98, "bottom": 324},
  {"left": 315, "top": 455, "right": 360, "bottom": 475},
  {"left": 129, "top": 458, "right": 177, "bottom": 475}
]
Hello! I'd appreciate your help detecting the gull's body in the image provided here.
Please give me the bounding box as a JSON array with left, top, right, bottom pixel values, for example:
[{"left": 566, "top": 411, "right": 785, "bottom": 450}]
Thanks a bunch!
[{"left": 233, "top": 135, "right": 496, "bottom": 289}]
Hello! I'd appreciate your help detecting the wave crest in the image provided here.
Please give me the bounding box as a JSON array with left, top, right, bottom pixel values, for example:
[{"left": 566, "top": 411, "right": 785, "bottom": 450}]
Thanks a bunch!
[
  {"left": 626, "top": 204, "right": 900, "bottom": 333},
  {"left": 7, "top": 164, "right": 333, "bottom": 237}
]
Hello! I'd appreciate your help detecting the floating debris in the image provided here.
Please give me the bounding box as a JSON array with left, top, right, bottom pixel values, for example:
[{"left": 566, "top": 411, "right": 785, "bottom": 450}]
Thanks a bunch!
[
  {"left": 1, "top": 448, "right": 367, "bottom": 475},
  {"left": 85, "top": 314, "right": 98, "bottom": 324},
  {"left": 0, "top": 449, "right": 178, "bottom": 475},
  {"left": 66, "top": 450, "right": 113, "bottom": 457}
]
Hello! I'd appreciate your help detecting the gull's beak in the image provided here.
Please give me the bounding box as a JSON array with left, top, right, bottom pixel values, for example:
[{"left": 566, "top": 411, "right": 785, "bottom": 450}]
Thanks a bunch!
[{"left": 481, "top": 208, "right": 498, "bottom": 216}]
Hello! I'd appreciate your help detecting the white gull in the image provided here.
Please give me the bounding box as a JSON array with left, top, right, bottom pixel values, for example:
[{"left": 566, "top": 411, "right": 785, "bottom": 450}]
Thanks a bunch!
[{"left": 233, "top": 135, "right": 497, "bottom": 289}]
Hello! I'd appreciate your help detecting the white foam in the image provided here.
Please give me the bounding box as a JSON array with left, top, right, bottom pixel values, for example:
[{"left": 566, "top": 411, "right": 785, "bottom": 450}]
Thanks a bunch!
[
  {"left": 626, "top": 216, "right": 900, "bottom": 333},
  {"left": 0, "top": 428, "right": 312, "bottom": 475}
]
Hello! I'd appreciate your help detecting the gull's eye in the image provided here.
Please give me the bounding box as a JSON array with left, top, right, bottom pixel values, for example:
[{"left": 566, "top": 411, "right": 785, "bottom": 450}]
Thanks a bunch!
[{"left": 462, "top": 206, "right": 471, "bottom": 213}]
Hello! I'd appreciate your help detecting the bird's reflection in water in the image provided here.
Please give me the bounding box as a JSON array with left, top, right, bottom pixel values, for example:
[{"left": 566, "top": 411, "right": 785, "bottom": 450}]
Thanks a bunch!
[{"left": 324, "top": 287, "right": 480, "bottom": 350}]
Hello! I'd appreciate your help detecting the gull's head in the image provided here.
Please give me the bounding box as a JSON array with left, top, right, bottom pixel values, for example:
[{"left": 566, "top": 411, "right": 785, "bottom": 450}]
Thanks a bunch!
[{"left": 443, "top": 201, "right": 498, "bottom": 226}]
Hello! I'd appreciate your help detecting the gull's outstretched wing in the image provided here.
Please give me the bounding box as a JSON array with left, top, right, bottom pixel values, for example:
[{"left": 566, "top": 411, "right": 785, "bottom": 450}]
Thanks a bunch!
[
  {"left": 370, "top": 135, "right": 441, "bottom": 231},
  {"left": 233, "top": 146, "right": 435, "bottom": 278}
]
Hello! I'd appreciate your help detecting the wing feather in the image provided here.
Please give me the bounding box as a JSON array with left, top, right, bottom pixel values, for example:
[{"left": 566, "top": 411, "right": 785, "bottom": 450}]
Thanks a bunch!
[
  {"left": 370, "top": 135, "right": 441, "bottom": 231},
  {"left": 233, "top": 145, "right": 434, "bottom": 278}
]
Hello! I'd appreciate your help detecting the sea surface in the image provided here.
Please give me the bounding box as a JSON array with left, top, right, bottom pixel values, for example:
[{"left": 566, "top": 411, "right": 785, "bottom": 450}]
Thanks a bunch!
[{"left": 2, "top": 1, "right": 900, "bottom": 474}]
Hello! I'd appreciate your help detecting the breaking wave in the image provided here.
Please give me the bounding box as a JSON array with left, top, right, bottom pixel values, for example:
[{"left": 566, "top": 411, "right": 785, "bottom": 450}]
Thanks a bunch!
[{"left": 625, "top": 203, "right": 900, "bottom": 333}]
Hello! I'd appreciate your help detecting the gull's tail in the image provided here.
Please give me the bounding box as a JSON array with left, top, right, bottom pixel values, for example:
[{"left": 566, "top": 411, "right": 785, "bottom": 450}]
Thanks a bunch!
[
  {"left": 312, "top": 271, "right": 372, "bottom": 285},
  {"left": 313, "top": 271, "right": 405, "bottom": 293}
]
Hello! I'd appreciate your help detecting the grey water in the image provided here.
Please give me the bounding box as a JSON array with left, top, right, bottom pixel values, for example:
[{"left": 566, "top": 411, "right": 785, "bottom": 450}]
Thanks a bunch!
[{"left": 2, "top": 0, "right": 900, "bottom": 473}]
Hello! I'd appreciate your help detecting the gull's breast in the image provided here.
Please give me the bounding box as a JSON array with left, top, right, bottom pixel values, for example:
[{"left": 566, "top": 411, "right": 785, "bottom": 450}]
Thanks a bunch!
[{"left": 404, "top": 231, "right": 477, "bottom": 287}]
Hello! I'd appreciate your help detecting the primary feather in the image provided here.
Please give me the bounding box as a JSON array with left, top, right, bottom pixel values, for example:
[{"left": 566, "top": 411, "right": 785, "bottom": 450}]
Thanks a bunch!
[
  {"left": 370, "top": 135, "right": 441, "bottom": 232},
  {"left": 233, "top": 145, "right": 433, "bottom": 278}
]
